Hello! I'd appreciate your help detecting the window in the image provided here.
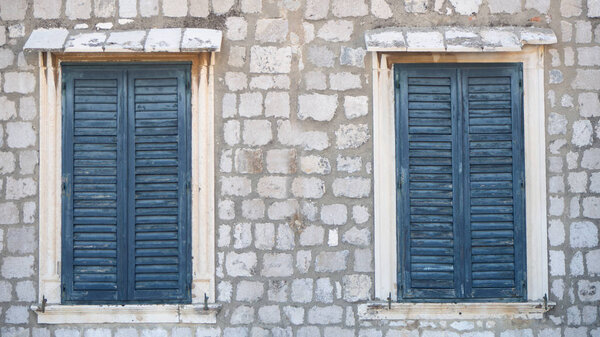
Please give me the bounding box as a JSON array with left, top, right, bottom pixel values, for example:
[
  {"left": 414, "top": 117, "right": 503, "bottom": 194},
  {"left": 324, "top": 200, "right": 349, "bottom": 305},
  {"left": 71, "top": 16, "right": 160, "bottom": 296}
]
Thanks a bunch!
[
  {"left": 61, "top": 64, "right": 191, "bottom": 304},
  {"left": 395, "top": 63, "right": 526, "bottom": 302},
  {"left": 366, "top": 46, "right": 551, "bottom": 320},
  {"left": 32, "top": 51, "right": 217, "bottom": 324}
]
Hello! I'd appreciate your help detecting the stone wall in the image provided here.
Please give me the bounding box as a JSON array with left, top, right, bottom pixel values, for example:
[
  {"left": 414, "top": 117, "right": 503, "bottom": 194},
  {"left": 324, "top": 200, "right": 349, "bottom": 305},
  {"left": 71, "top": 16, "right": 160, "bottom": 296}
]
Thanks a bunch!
[{"left": 0, "top": 0, "right": 599, "bottom": 336}]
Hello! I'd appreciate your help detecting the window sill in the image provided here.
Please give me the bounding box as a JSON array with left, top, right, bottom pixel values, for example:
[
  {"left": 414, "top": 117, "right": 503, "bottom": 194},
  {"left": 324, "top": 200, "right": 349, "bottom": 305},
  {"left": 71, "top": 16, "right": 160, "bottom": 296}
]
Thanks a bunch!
[
  {"left": 30, "top": 304, "right": 221, "bottom": 324},
  {"left": 357, "top": 301, "right": 554, "bottom": 320}
]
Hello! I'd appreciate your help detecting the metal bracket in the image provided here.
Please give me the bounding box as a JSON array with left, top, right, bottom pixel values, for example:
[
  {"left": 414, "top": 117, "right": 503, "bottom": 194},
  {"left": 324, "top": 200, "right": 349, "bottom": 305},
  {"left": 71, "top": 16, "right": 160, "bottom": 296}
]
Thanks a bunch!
[
  {"left": 543, "top": 293, "right": 548, "bottom": 311},
  {"left": 36, "top": 296, "right": 47, "bottom": 313},
  {"left": 387, "top": 292, "right": 392, "bottom": 310},
  {"left": 203, "top": 293, "right": 209, "bottom": 311}
]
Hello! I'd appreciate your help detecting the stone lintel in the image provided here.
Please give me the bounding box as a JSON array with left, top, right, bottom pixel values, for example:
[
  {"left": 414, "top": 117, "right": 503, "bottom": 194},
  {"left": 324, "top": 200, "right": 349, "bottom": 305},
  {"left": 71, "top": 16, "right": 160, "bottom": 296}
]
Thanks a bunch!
[
  {"left": 24, "top": 28, "right": 222, "bottom": 53},
  {"left": 365, "top": 26, "right": 557, "bottom": 52}
]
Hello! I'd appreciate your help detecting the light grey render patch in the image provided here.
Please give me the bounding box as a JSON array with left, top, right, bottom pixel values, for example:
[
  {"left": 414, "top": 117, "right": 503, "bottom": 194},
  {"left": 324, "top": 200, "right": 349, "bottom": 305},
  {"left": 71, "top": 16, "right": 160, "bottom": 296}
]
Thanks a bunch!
[
  {"left": 23, "top": 28, "right": 69, "bottom": 51},
  {"left": 145, "top": 28, "right": 182, "bottom": 52},
  {"left": 181, "top": 28, "right": 223, "bottom": 52},
  {"left": 104, "top": 30, "right": 146, "bottom": 52}
]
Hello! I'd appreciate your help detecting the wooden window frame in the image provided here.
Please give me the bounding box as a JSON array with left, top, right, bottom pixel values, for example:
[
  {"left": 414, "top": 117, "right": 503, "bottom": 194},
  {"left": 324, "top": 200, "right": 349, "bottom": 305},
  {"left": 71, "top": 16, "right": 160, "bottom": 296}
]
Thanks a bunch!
[
  {"left": 35, "top": 52, "right": 217, "bottom": 323},
  {"left": 363, "top": 46, "right": 551, "bottom": 320}
]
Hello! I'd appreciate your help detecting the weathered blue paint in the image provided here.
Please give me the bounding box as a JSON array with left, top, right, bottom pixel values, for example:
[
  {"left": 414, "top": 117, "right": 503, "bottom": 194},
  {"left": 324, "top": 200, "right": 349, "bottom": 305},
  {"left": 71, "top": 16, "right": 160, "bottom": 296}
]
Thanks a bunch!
[
  {"left": 61, "top": 64, "right": 192, "bottom": 304},
  {"left": 395, "top": 64, "right": 526, "bottom": 302}
]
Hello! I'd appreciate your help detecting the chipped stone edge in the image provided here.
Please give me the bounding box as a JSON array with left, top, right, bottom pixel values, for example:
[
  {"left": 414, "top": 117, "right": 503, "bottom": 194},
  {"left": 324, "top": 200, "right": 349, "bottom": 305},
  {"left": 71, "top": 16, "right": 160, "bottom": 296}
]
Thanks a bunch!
[
  {"left": 357, "top": 302, "right": 555, "bottom": 320},
  {"left": 365, "top": 27, "right": 556, "bottom": 52},
  {"left": 31, "top": 304, "right": 221, "bottom": 324},
  {"left": 23, "top": 28, "right": 223, "bottom": 53}
]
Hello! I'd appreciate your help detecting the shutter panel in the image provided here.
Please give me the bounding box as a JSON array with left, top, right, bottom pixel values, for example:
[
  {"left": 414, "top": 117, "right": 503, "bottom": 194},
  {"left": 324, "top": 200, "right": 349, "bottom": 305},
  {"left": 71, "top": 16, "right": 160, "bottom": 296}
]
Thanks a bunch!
[
  {"left": 396, "top": 64, "right": 526, "bottom": 302},
  {"left": 396, "top": 66, "right": 462, "bottom": 299},
  {"left": 127, "top": 68, "right": 191, "bottom": 302},
  {"left": 462, "top": 66, "right": 526, "bottom": 300},
  {"left": 62, "top": 69, "right": 126, "bottom": 302}
]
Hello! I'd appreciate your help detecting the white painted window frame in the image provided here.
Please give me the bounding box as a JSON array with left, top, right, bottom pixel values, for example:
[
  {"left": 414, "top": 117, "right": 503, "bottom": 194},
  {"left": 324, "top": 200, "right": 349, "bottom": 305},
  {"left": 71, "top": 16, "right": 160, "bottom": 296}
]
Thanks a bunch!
[
  {"left": 368, "top": 46, "right": 551, "bottom": 320},
  {"left": 35, "top": 52, "right": 218, "bottom": 324}
]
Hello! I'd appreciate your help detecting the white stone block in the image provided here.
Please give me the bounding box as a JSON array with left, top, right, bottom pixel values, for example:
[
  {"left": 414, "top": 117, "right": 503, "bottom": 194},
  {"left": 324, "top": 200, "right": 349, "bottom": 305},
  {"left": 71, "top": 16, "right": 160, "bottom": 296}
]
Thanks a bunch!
[
  {"left": 262, "top": 253, "right": 293, "bottom": 277},
  {"left": 481, "top": 29, "right": 521, "bottom": 51},
  {"left": 0, "top": 0, "right": 27, "bottom": 20},
  {"left": 308, "top": 45, "right": 336, "bottom": 67},
  {"left": 449, "top": 0, "right": 483, "bottom": 14},
  {"left": 488, "top": 0, "right": 520, "bottom": 13},
  {"left": 255, "top": 19, "right": 288, "bottom": 43},
  {"left": 298, "top": 94, "right": 338, "bottom": 121},
  {"left": 163, "top": 0, "right": 187, "bottom": 16},
  {"left": 212, "top": 0, "right": 234, "bottom": 14},
  {"left": 321, "top": 204, "right": 347, "bottom": 225},
  {"left": 292, "top": 177, "right": 326, "bottom": 199},
  {"left": 318, "top": 20, "right": 353, "bottom": 42},
  {"left": 307, "top": 306, "right": 343, "bottom": 324},
  {"left": 265, "top": 92, "right": 290, "bottom": 119},
  {"left": 268, "top": 199, "right": 299, "bottom": 220},
  {"left": 239, "top": 92, "right": 263, "bottom": 118},
  {"left": 335, "top": 124, "right": 370, "bottom": 149},
  {"left": 250, "top": 46, "right": 292, "bottom": 74},
  {"left": 300, "top": 155, "right": 331, "bottom": 175},
  {"left": 104, "top": 31, "right": 146, "bottom": 52},
  {"left": 4, "top": 73, "right": 35, "bottom": 94},
  {"left": 330, "top": 72, "right": 361, "bottom": 91},
  {"left": 23, "top": 28, "right": 69, "bottom": 51},
  {"left": 225, "top": 17, "right": 247, "bottom": 41},
  {"left": 344, "top": 96, "right": 368, "bottom": 119},
  {"left": 254, "top": 223, "right": 275, "bottom": 250},
  {"left": 332, "top": 0, "right": 368, "bottom": 17},
  {"left": 371, "top": 0, "right": 393, "bottom": 18},
  {"left": 221, "top": 176, "right": 251, "bottom": 197},
  {"left": 119, "top": 0, "right": 136, "bottom": 17},
  {"left": 94, "top": 0, "right": 116, "bottom": 17},
  {"left": 1, "top": 256, "right": 34, "bottom": 278},
  {"left": 570, "top": 221, "right": 598, "bottom": 247},
  {"left": 243, "top": 120, "right": 272, "bottom": 146},
  {"left": 144, "top": 28, "right": 181, "bottom": 52},
  {"left": 225, "top": 252, "right": 257, "bottom": 277},
  {"left": 181, "top": 28, "right": 222, "bottom": 51},
  {"left": 305, "top": 0, "right": 330, "bottom": 20},
  {"left": 190, "top": 0, "right": 208, "bottom": 17},
  {"left": 236, "top": 281, "right": 264, "bottom": 302},
  {"left": 291, "top": 279, "right": 313, "bottom": 303}
]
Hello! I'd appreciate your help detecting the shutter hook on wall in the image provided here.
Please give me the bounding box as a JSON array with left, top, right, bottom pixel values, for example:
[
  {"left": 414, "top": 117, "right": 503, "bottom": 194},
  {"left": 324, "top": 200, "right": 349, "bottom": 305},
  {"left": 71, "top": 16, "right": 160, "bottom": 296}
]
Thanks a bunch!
[
  {"left": 387, "top": 292, "right": 392, "bottom": 310},
  {"left": 35, "top": 295, "right": 47, "bottom": 313},
  {"left": 203, "top": 293, "right": 209, "bottom": 311}
]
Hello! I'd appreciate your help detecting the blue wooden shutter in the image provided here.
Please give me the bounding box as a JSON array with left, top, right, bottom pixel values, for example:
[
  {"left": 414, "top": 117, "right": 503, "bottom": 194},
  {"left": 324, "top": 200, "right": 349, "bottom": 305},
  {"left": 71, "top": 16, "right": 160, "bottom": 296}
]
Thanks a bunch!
[
  {"left": 62, "top": 69, "right": 127, "bottom": 302},
  {"left": 461, "top": 65, "right": 526, "bottom": 300},
  {"left": 127, "top": 67, "right": 191, "bottom": 302},
  {"left": 396, "top": 64, "right": 526, "bottom": 301},
  {"left": 396, "top": 66, "right": 462, "bottom": 299},
  {"left": 63, "top": 65, "right": 191, "bottom": 303}
]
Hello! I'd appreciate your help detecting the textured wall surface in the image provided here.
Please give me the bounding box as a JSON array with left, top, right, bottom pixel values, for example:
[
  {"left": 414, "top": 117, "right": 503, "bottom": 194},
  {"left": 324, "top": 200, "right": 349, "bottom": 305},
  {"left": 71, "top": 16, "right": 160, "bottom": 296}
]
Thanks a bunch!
[{"left": 0, "top": 0, "right": 599, "bottom": 336}]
